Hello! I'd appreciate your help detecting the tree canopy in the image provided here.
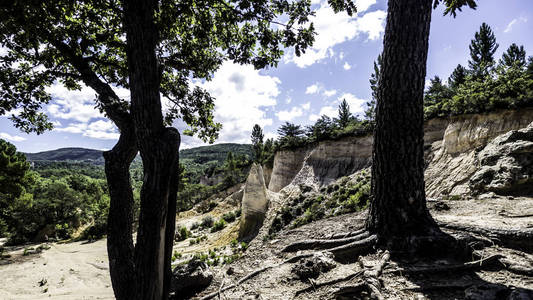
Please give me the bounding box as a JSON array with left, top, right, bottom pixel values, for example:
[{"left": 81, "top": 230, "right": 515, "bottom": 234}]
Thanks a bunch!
[{"left": 468, "top": 22, "right": 499, "bottom": 78}]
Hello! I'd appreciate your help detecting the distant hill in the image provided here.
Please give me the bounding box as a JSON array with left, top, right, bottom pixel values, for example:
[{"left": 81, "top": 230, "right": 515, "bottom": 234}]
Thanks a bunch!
[
  {"left": 24, "top": 143, "right": 252, "bottom": 165},
  {"left": 180, "top": 143, "right": 252, "bottom": 164},
  {"left": 25, "top": 147, "right": 104, "bottom": 162}
]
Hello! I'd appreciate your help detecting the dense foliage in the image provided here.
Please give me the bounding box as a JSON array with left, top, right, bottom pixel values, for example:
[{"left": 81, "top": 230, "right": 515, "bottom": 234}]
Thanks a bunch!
[
  {"left": 0, "top": 142, "right": 253, "bottom": 243},
  {"left": 424, "top": 23, "right": 533, "bottom": 119},
  {"left": 0, "top": 140, "right": 111, "bottom": 243}
]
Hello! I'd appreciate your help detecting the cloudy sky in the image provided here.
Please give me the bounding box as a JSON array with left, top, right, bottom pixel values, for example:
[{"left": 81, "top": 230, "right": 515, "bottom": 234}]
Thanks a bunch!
[{"left": 2, "top": 0, "right": 533, "bottom": 153}]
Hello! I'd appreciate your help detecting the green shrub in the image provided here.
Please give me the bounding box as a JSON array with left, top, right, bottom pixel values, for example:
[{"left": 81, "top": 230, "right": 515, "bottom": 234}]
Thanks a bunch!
[
  {"left": 222, "top": 211, "right": 236, "bottom": 223},
  {"left": 201, "top": 216, "right": 214, "bottom": 228},
  {"left": 211, "top": 219, "right": 226, "bottom": 232},
  {"left": 176, "top": 226, "right": 190, "bottom": 241}
]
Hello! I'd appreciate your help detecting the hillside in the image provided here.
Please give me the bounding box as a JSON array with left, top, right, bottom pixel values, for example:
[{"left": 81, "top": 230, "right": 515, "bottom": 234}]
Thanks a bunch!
[
  {"left": 24, "top": 143, "right": 251, "bottom": 163},
  {"left": 24, "top": 147, "right": 104, "bottom": 162},
  {"left": 180, "top": 143, "right": 252, "bottom": 164}
]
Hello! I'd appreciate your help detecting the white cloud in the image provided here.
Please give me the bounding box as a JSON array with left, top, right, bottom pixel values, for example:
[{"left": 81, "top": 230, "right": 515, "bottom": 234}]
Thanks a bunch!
[
  {"left": 0, "top": 132, "right": 26, "bottom": 142},
  {"left": 318, "top": 106, "right": 338, "bottom": 118},
  {"left": 287, "top": 1, "right": 386, "bottom": 68},
  {"left": 339, "top": 93, "right": 367, "bottom": 115},
  {"left": 301, "top": 102, "right": 311, "bottom": 110},
  {"left": 309, "top": 114, "right": 320, "bottom": 122},
  {"left": 323, "top": 89, "right": 337, "bottom": 97},
  {"left": 305, "top": 83, "right": 320, "bottom": 94},
  {"left": 343, "top": 62, "right": 352, "bottom": 70},
  {"left": 55, "top": 119, "right": 120, "bottom": 140},
  {"left": 196, "top": 62, "right": 280, "bottom": 144},
  {"left": 46, "top": 84, "right": 103, "bottom": 123},
  {"left": 310, "top": 93, "right": 367, "bottom": 122},
  {"left": 276, "top": 106, "right": 304, "bottom": 121},
  {"left": 504, "top": 16, "right": 527, "bottom": 33}
]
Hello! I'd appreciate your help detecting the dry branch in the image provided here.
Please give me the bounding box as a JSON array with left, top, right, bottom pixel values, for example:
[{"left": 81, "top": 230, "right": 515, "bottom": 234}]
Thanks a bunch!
[
  {"left": 438, "top": 221, "right": 533, "bottom": 253},
  {"left": 282, "top": 231, "right": 371, "bottom": 252}
]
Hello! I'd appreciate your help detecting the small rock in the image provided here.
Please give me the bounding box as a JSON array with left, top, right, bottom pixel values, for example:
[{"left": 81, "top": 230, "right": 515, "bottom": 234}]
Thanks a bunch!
[
  {"left": 508, "top": 288, "right": 533, "bottom": 300},
  {"left": 478, "top": 192, "right": 496, "bottom": 200},
  {"left": 226, "top": 266, "right": 234, "bottom": 275},
  {"left": 465, "top": 284, "right": 508, "bottom": 299},
  {"left": 170, "top": 259, "right": 213, "bottom": 299},
  {"left": 291, "top": 252, "right": 336, "bottom": 280},
  {"left": 433, "top": 201, "right": 450, "bottom": 211}
]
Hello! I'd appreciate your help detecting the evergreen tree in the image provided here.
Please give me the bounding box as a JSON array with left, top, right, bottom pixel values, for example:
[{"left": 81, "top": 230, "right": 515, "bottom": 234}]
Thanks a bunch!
[
  {"left": 368, "top": 0, "right": 478, "bottom": 248},
  {"left": 424, "top": 76, "right": 453, "bottom": 118},
  {"left": 307, "top": 115, "right": 335, "bottom": 141},
  {"left": 277, "top": 122, "right": 305, "bottom": 138},
  {"left": 448, "top": 64, "right": 467, "bottom": 90},
  {"left": 0, "top": 139, "right": 32, "bottom": 237},
  {"left": 251, "top": 124, "right": 264, "bottom": 163},
  {"left": 366, "top": 55, "right": 382, "bottom": 122},
  {"left": 337, "top": 99, "right": 353, "bottom": 128},
  {"left": 501, "top": 43, "right": 526, "bottom": 68},
  {"left": 468, "top": 22, "right": 499, "bottom": 78},
  {"left": 527, "top": 56, "right": 533, "bottom": 79}
]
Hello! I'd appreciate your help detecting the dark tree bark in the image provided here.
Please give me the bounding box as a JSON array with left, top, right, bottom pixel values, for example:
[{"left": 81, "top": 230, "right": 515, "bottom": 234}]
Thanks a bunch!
[
  {"left": 104, "top": 128, "right": 138, "bottom": 300},
  {"left": 367, "top": 0, "right": 439, "bottom": 243},
  {"left": 123, "top": 1, "right": 181, "bottom": 299}
]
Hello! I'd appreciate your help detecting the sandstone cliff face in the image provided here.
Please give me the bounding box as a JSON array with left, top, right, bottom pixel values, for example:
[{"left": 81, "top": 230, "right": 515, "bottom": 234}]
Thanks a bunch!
[
  {"left": 469, "top": 122, "right": 533, "bottom": 195},
  {"left": 239, "top": 164, "right": 269, "bottom": 240},
  {"left": 425, "top": 109, "right": 533, "bottom": 197},
  {"left": 268, "top": 147, "right": 310, "bottom": 192},
  {"left": 262, "top": 165, "right": 273, "bottom": 187},
  {"left": 268, "top": 109, "right": 533, "bottom": 197}
]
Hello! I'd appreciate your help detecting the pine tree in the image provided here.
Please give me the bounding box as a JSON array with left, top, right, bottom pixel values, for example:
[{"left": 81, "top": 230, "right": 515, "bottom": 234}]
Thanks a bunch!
[
  {"left": 527, "top": 56, "right": 533, "bottom": 79},
  {"left": 468, "top": 23, "right": 499, "bottom": 78},
  {"left": 277, "top": 122, "right": 305, "bottom": 138},
  {"left": 448, "top": 64, "right": 467, "bottom": 90},
  {"left": 501, "top": 43, "right": 526, "bottom": 68},
  {"left": 251, "top": 124, "right": 264, "bottom": 163},
  {"left": 337, "top": 99, "right": 353, "bottom": 128},
  {"left": 424, "top": 76, "right": 452, "bottom": 118},
  {"left": 365, "top": 55, "right": 382, "bottom": 122},
  {"left": 0, "top": 139, "right": 31, "bottom": 237}
]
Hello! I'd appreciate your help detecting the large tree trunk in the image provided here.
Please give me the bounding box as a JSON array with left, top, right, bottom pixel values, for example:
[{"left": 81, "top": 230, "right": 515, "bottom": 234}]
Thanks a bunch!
[
  {"left": 104, "top": 128, "right": 138, "bottom": 300},
  {"left": 123, "top": 0, "right": 180, "bottom": 299},
  {"left": 366, "top": 0, "right": 438, "bottom": 243}
]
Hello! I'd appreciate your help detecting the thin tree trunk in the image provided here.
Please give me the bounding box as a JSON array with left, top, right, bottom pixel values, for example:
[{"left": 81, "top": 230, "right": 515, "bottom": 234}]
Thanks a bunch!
[
  {"left": 367, "top": 0, "right": 437, "bottom": 242},
  {"left": 123, "top": 1, "right": 180, "bottom": 299},
  {"left": 104, "top": 128, "right": 138, "bottom": 300}
]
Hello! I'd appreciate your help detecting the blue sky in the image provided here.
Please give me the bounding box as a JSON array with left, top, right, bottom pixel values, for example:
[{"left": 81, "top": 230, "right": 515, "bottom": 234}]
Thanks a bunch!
[{"left": 1, "top": 0, "right": 533, "bottom": 153}]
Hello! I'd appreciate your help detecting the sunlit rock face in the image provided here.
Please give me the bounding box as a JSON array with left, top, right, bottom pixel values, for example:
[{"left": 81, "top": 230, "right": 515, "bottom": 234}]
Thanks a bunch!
[
  {"left": 425, "top": 108, "right": 533, "bottom": 197},
  {"left": 469, "top": 121, "right": 533, "bottom": 195},
  {"left": 239, "top": 163, "right": 269, "bottom": 241},
  {"left": 268, "top": 148, "right": 310, "bottom": 192},
  {"left": 267, "top": 108, "right": 533, "bottom": 198}
]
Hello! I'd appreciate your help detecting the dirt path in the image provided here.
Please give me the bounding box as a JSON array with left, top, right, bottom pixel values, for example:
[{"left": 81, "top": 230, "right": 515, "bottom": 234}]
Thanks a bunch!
[{"left": 0, "top": 239, "right": 113, "bottom": 300}]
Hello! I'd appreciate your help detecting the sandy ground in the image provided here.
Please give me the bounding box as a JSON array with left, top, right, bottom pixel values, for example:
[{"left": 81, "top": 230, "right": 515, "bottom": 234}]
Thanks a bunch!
[{"left": 0, "top": 239, "right": 113, "bottom": 300}]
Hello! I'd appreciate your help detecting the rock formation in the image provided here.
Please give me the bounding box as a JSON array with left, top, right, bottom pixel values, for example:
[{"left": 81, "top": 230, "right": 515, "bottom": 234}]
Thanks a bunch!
[
  {"left": 267, "top": 108, "right": 533, "bottom": 197},
  {"left": 470, "top": 122, "right": 533, "bottom": 195},
  {"left": 239, "top": 163, "right": 269, "bottom": 240}
]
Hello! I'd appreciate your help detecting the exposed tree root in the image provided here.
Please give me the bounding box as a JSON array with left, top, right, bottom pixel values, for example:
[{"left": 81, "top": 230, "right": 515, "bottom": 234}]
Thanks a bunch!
[
  {"left": 403, "top": 282, "right": 473, "bottom": 292},
  {"left": 438, "top": 221, "right": 533, "bottom": 253},
  {"left": 295, "top": 270, "right": 364, "bottom": 296},
  {"left": 328, "top": 234, "right": 377, "bottom": 260},
  {"left": 282, "top": 231, "right": 371, "bottom": 252},
  {"left": 334, "top": 251, "right": 390, "bottom": 300},
  {"left": 387, "top": 254, "right": 503, "bottom": 275},
  {"left": 499, "top": 257, "right": 533, "bottom": 276},
  {"left": 327, "top": 228, "right": 367, "bottom": 239},
  {"left": 199, "top": 253, "right": 314, "bottom": 300}
]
